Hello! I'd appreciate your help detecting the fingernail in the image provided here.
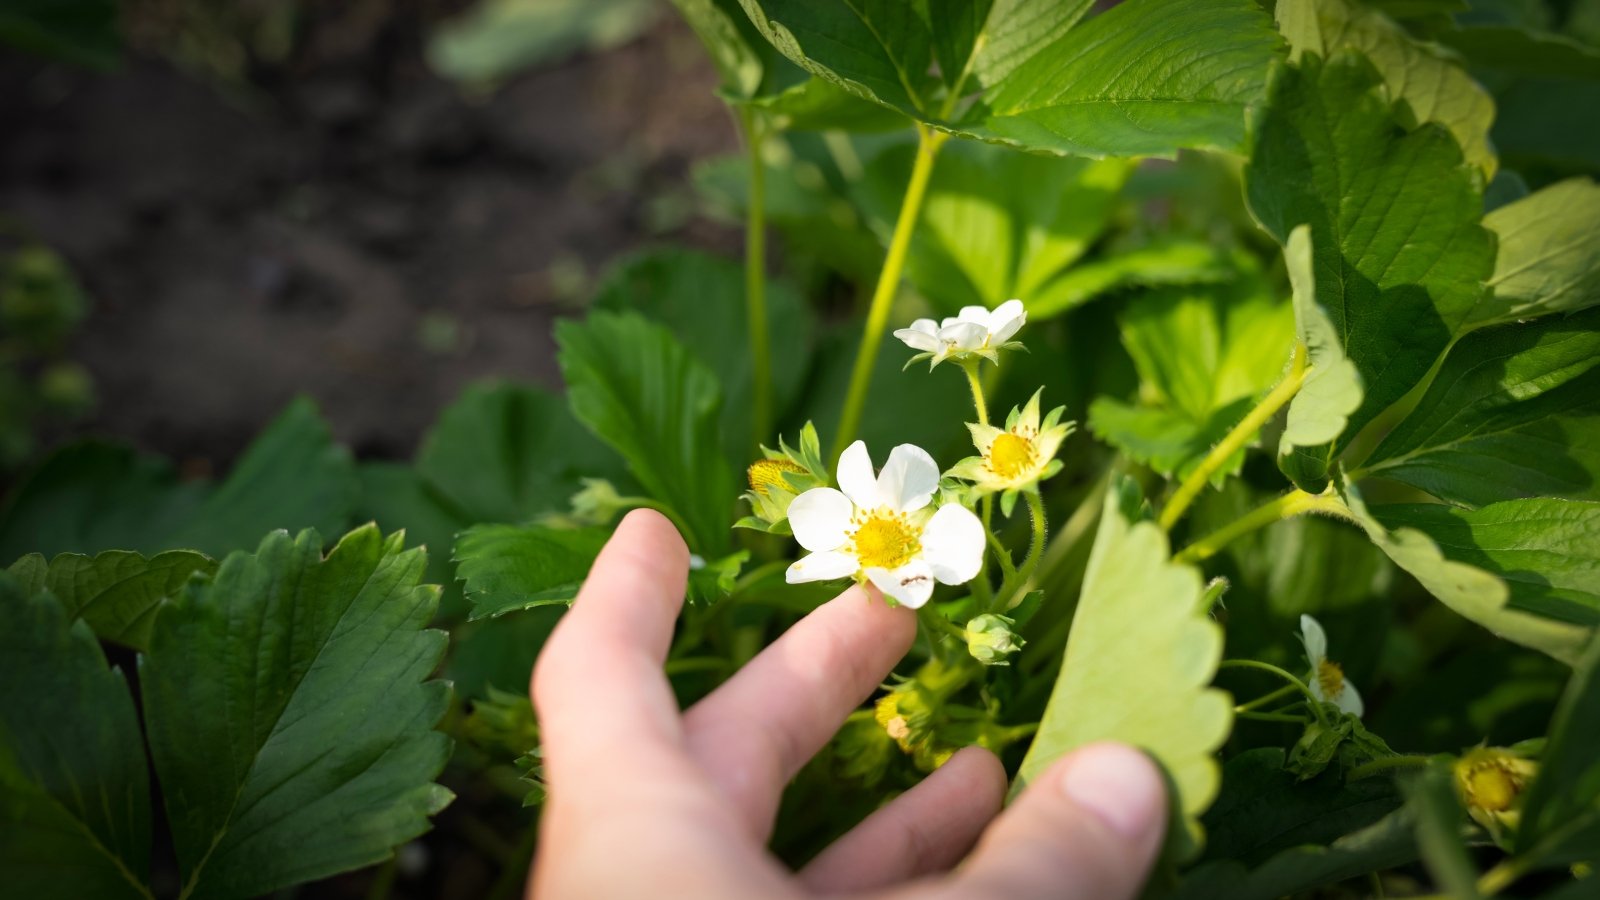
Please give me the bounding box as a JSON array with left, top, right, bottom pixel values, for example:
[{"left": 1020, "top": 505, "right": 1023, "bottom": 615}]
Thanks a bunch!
[{"left": 1059, "top": 743, "right": 1163, "bottom": 838}]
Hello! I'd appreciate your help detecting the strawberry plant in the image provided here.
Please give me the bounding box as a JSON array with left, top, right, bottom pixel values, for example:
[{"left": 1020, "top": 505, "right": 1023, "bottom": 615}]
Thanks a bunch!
[{"left": 3, "top": 0, "right": 1599, "bottom": 897}]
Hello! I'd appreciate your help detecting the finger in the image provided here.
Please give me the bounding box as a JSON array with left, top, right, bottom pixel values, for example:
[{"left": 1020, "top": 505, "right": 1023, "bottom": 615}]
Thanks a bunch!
[
  {"left": 682, "top": 584, "right": 916, "bottom": 835},
  {"left": 799, "top": 747, "right": 1005, "bottom": 894},
  {"left": 936, "top": 743, "right": 1167, "bottom": 900},
  {"left": 532, "top": 509, "right": 694, "bottom": 789}
]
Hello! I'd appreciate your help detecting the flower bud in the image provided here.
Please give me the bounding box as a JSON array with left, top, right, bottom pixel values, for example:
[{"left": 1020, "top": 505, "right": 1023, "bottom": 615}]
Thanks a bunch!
[
  {"left": 964, "top": 613, "right": 1023, "bottom": 665},
  {"left": 568, "top": 478, "right": 631, "bottom": 525},
  {"left": 736, "top": 422, "right": 829, "bottom": 532}
]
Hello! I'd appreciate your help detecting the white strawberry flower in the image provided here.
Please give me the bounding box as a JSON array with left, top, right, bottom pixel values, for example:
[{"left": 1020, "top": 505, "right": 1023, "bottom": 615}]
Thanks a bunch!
[
  {"left": 785, "top": 440, "right": 984, "bottom": 609},
  {"left": 893, "top": 299, "right": 1027, "bottom": 368},
  {"left": 1300, "top": 615, "right": 1363, "bottom": 717}
]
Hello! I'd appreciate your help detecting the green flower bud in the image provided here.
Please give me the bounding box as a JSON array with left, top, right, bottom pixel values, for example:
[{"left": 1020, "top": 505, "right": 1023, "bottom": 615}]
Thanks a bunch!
[
  {"left": 833, "top": 711, "right": 895, "bottom": 788},
  {"left": 568, "top": 478, "right": 632, "bottom": 525},
  {"left": 964, "top": 613, "right": 1023, "bottom": 665}
]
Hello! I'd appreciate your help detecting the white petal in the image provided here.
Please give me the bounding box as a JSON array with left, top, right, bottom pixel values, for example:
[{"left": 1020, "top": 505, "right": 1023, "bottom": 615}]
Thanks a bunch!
[
  {"left": 989, "top": 299, "right": 1026, "bottom": 342},
  {"left": 909, "top": 318, "right": 939, "bottom": 335},
  {"left": 866, "top": 560, "right": 935, "bottom": 608},
  {"left": 939, "top": 320, "right": 987, "bottom": 351},
  {"left": 956, "top": 305, "right": 990, "bottom": 325},
  {"left": 921, "top": 503, "right": 984, "bottom": 584},
  {"left": 786, "top": 549, "right": 860, "bottom": 583},
  {"left": 1299, "top": 614, "right": 1328, "bottom": 665},
  {"left": 876, "top": 444, "right": 940, "bottom": 512},
  {"left": 787, "top": 487, "right": 853, "bottom": 552},
  {"left": 1336, "top": 682, "right": 1364, "bottom": 718},
  {"left": 1308, "top": 676, "right": 1328, "bottom": 704},
  {"left": 894, "top": 325, "right": 942, "bottom": 352},
  {"left": 836, "top": 441, "right": 878, "bottom": 509}
]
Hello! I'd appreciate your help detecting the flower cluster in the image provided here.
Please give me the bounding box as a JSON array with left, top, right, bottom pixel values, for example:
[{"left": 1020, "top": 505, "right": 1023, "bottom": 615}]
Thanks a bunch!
[{"left": 893, "top": 299, "right": 1027, "bottom": 369}]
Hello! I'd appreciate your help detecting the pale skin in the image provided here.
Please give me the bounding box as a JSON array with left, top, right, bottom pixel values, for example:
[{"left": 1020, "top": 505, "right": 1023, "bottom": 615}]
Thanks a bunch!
[{"left": 529, "top": 509, "right": 1168, "bottom": 899}]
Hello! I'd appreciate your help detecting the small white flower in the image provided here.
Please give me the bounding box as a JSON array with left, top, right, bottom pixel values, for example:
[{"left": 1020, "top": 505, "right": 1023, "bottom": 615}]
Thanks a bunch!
[
  {"left": 785, "top": 440, "right": 984, "bottom": 609},
  {"left": 947, "top": 388, "right": 1073, "bottom": 513},
  {"left": 893, "top": 299, "right": 1027, "bottom": 368},
  {"left": 1300, "top": 615, "right": 1363, "bottom": 717}
]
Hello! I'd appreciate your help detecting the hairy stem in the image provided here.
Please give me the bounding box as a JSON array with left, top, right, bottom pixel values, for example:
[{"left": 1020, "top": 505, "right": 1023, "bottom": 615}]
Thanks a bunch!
[
  {"left": 1160, "top": 342, "right": 1309, "bottom": 531},
  {"left": 1218, "top": 658, "right": 1328, "bottom": 726},
  {"left": 739, "top": 109, "right": 773, "bottom": 451},
  {"left": 831, "top": 123, "right": 948, "bottom": 461},
  {"left": 1347, "top": 754, "right": 1432, "bottom": 780},
  {"left": 999, "top": 491, "right": 1048, "bottom": 609},
  {"left": 1174, "top": 488, "right": 1350, "bottom": 564},
  {"left": 962, "top": 360, "right": 989, "bottom": 425}
]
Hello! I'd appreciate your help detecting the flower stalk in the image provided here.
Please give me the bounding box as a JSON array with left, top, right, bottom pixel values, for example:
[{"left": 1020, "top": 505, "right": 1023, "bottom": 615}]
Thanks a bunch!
[
  {"left": 831, "top": 122, "right": 949, "bottom": 462},
  {"left": 1173, "top": 488, "right": 1350, "bottom": 564},
  {"left": 1160, "top": 342, "right": 1309, "bottom": 531},
  {"left": 738, "top": 108, "right": 773, "bottom": 450}
]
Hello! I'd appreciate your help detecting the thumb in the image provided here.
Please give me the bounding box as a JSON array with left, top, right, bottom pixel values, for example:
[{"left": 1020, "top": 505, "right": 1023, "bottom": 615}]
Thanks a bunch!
[{"left": 936, "top": 742, "right": 1168, "bottom": 900}]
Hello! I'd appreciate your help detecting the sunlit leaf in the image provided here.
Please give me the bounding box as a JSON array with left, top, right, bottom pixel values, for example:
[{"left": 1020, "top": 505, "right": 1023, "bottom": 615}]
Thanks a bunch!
[
  {"left": 1359, "top": 309, "right": 1600, "bottom": 506},
  {"left": 1026, "top": 239, "right": 1236, "bottom": 320},
  {"left": 1470, "top": 178, "right": 1600, "bottom": 329},
  {"left": 1278, "top": 0, "right": 1496, "bottom": 176},
  {"left": 1245, "top": 53, "right": 1492, "bottom": 460},
  {"left": 141, "top": 526, "right": 452, "bottom": 898},
  {"left": 1341, "top": 479, "right": 1593, "bottom": 665},
  {"left": 0, "top": 578, "right": 150, "bottom": 899},
  {"left": 1016, "top": 478, "right": 1231, "bottom": 858},
  {"left": 1372, "top": 500, "right": 1600, "bottom": 628},
  {"left": 5, "top": 549, "right": 215, "bottom": 650},
  {"left": 557, "top": 312, "right": 738, "bottom": 554},
  {"left": 1278, "top": 225, "right": 1363, "bottom": 493}
]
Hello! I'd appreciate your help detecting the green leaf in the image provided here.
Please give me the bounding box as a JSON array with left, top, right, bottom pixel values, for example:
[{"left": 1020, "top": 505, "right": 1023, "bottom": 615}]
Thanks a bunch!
[
  {"left": 141, "top": 526, "right": 452, "bottom": 899},
  {"left": 862, "top": 140, "right": 1134, "bottom": 315},
  {"left": 0, "top": 397, "right": 357, "bottom": 563},
  {"left": 557, "top": 312, "right": 738, "bottom": 554},
  {"left": 0, "top": 578, "right": 151, "bottom": 900},
  {"left": 1438, "top": 24, "right": 1600, "bottom": 80},
  {"left": 5, "top": 549, "right": 215, "bottom": 650},
  {"left": 416, "top": 380, "right": 621, "bottom": 525},
  {"left": 1278, "top": 0, "right": 1497, "bottom": 177},
  {"left": 1025, "top": 239, "right": 1237, "bottom": 320},
  {"left": 454, "top": 524, "right": 609, "bottom": 621},
  {"left": 1279, "top": 225, "right": 1364, "bottom": 493},
  {"left": 1373, "top": 501, "right": 1600, "bottom": 628},
  {"left": 1245, "top": 53, "right": 1493, "bottom": 456},
  {"left": 1173, "top": 801, "right": 1416, "bottom": 900},
  {"left": 1358, "top": 308, "right": 1600, "bottom": 507},
  {"left": 1089, "top": 275, "right": 1294, "bottom": 485},
  {"left": 1341, "top": 479, "right": 1594, "bottom": 665},
  {"left": 355, "top": 462, "right": 472, "bottom": 620},
  {"left": 1201, "top": 747, "right": 1403, "bottom": 867},
  {"left": 1015, "top": 477, "right": 1231, "bottom": 857},
  {"left": 1470, "top": 178, "right": 1600, "bottom": 330},
  {"left": 0, "top": 0, "right": 118, "bottom": 69},
  {"left": 747, "top": 76, "right": 907, "bottom": 131},
  {"left": 739, "top": 0, "right": 1280, "bottom": 157},
  {"left": 1516, "top": 633, "right": 1600, "bottom": 866},
  {"left": 668, "top": 0, "right": 779, "bottom": 98},
  {"left": 592, "top": 249, "right": 813, "bottom": 459},
  {"left": 735, "top": 0, "right": 935, "bottom": 118},
  {"left": 427, "top": 0, "right": 660, "bottom": 85},
  {"left": 1405, "top": 761, "right": 1484, "bottom": 898},
  {"left": 971, "top": 0, "right": 1281, "bottom": 158}
]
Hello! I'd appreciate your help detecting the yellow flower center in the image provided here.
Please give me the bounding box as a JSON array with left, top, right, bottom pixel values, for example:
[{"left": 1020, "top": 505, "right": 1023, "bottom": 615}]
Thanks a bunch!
[
  {"left": 748, "top": 458, "right": 805, "bottom": 496},
  {"left": 987, "top": 431, "right": 1036, "bottom": 479},
  {"left": 850, "top": 510, "right": 922, "bottom": 570},
  {"left": 1316, "top": 659, "right": 1346, "bottom": 699},
  {"left": 1456, "top": 752, "right": 1532, "bottom": 814}
]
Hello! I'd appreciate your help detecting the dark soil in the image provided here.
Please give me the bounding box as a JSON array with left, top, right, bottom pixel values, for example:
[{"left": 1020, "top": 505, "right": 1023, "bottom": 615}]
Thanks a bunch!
[{"left": 0, "top": 10, "right": 739, "bottom": 472}]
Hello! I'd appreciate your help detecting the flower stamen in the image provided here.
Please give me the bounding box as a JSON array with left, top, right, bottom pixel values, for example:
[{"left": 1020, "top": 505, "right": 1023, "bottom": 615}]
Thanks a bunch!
[
  {"left": 987, "top": 431, "right": 1037, "bottom": 479},
  {"left": 1316, "top": 659, "right": 1346, "bottom": 700},
  {"left": 849, "top": 510, "right": 922, "bottom": 570},
  {"left": 748, "top": 458, "right": 806, "bottom": 496}
]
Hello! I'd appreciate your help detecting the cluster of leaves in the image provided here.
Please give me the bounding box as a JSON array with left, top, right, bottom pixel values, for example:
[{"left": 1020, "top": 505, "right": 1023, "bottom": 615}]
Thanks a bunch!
[{"left": 4, "top": 0, "right": 1600, "bottom": 897}]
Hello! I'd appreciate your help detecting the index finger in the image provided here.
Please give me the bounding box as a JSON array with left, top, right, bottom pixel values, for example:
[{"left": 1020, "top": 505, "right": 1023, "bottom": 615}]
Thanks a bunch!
[{"left": 530, "top": 509, "right": 695, "bottom": 789}]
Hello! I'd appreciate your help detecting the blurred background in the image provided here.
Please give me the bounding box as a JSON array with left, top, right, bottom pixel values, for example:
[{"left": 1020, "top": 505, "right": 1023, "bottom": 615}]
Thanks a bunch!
[{"left": 1, "top": 0, "right": 743, "bottom": 476}]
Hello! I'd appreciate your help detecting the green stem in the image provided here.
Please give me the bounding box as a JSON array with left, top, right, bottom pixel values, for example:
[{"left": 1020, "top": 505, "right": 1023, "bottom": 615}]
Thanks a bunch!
[
  {"left": 1235, "top": 683, "right": 1298, "bottom": 714},
  {"left": 1237, "top": 711, "right": 1309, "bottom": 724},
  {"left": 739, "top": 108, "right": 773, "bottom": 450},
  {"left": 962, "top": 360, "right": 989, "bottom": 426},
  {"left": 1348, "top": 754, "right": 1431, "bottom": 780},
  {"left": 1160, "top": 342, "right": 1309, "bottom": 531},
  {"left": 1174, "top": 489, "right": 1349, "bottom": 564},
  {"left": 1218, "top": 659, "right": 1328, "bottom": 726},
  {"left": 731, "top": 558, "right": 789, "bottom": 594},
  {"left": 831, "top": 123, "right": 949, "bottom": 462},
  {"left": 999, "top": 491, "right": 1047, "bottom": 609},
  {"left": 1477, "top": 857, "right": 1527, "bottom": 896}
]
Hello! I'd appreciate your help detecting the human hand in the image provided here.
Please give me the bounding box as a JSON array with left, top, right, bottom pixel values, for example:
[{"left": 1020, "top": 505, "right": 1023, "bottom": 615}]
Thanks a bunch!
[{"left": 528, "top": 510, "right": 1168, "bottom": 899}]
